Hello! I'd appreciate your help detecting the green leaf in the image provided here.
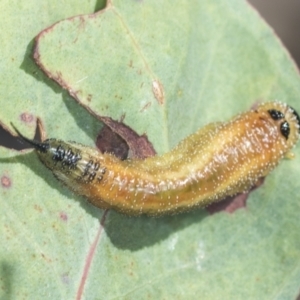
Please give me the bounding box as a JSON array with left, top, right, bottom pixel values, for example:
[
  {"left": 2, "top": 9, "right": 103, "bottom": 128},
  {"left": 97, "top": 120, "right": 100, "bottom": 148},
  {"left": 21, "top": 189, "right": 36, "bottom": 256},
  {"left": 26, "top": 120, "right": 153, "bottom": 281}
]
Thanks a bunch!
[{"left": 1, "top": 0, "right": 300, "bottom": 299}]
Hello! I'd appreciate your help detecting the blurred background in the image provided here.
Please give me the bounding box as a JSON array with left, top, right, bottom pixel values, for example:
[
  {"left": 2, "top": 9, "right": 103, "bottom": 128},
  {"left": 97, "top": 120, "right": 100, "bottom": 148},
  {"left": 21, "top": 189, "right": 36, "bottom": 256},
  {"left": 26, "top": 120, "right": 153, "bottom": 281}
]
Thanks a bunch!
[{"left": 249, "top": 0, "right": 300, "bottom": 67}]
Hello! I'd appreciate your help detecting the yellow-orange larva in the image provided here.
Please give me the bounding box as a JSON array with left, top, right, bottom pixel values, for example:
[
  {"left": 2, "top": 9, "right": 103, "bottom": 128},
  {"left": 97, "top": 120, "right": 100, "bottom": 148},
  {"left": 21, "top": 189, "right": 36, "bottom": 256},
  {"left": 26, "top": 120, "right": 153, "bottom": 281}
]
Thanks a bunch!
[{"left": 13, "top": 102, "right": 300, "bottom": 216}]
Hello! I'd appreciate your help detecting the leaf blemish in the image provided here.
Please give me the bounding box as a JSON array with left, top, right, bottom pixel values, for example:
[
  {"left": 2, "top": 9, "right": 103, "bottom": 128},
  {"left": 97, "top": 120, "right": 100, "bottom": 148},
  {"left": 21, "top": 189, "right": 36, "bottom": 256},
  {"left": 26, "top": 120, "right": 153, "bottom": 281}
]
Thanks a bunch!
[
  {"left": 87, "top": 94, "right": 92, "bottom": 102},
  {"left": 34, "top": 204, "right": 43, "bottom": 213},
  {"left": 152, "top": 79, "right": 164, "bottom": 104},
  {"left": 1, "top": 175, "right": 11, "bottom": 188},
  {"left": 59, "top": 211, "right": 68, "bottom": 222},
  {"left": 140, "top": 101, "right": 152, "bottom": 112},
  {"left": 20, "top": 112, "right": 35, "bottom": 124}
]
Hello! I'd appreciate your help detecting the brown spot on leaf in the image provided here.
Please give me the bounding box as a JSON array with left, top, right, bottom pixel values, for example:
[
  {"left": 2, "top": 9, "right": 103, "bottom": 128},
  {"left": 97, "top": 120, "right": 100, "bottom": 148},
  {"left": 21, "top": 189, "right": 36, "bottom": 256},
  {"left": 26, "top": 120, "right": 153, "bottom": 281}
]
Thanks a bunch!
[
  {"left": 34, "top": 204, "right": 43, "bottom": 213},
  {"left": 1, "top": 176, "right": 11, "bottom": 188},
  {"left": 140, "top": 102, "right": 152, "bottom": 112},
  {"left": 20, "top": 112, "right": 35, "bottom": 123},
  {"left": 41, "top": 253, "right": 52, "bottom": 263},
  {"left": 87, "top": 94, "right": 92, "bottom": 102},
  {"left": 59, "top": 212, "right": 68, "bottom": 222},
  {"left": 152, "top": 80, "right": 164, "bottom": 105}
]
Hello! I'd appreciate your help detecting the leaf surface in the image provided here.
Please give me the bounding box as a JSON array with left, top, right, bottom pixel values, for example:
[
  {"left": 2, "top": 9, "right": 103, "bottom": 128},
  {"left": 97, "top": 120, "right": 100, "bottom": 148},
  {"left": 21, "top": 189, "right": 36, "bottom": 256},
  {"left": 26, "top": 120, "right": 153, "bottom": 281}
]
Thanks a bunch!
[{"left": 1, "top": 0, "right": 300, "bottom": 299}]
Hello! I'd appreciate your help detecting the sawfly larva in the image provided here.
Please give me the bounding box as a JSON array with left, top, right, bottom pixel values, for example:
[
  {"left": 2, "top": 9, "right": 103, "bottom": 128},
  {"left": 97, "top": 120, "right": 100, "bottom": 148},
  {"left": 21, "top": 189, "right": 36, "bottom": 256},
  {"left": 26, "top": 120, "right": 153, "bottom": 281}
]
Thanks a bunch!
[{"left": 13, "top": 102, "right": 300, "bottom": 216}]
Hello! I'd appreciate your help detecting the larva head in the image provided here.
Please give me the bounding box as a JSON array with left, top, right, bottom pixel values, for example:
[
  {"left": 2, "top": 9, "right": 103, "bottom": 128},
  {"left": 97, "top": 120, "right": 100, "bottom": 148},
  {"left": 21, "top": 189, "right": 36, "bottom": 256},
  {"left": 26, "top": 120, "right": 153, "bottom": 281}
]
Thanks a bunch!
[{"left": 256, "top": 102, "right": 300, "bottom": 150}]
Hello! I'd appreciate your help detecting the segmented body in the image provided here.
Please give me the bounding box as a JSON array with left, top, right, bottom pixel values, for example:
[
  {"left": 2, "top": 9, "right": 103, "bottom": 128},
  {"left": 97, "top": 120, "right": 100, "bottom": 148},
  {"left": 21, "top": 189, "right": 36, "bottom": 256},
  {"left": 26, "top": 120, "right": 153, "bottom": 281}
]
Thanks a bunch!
[{"left": 17, "top": 102, "right": 300, "bottom": 216}]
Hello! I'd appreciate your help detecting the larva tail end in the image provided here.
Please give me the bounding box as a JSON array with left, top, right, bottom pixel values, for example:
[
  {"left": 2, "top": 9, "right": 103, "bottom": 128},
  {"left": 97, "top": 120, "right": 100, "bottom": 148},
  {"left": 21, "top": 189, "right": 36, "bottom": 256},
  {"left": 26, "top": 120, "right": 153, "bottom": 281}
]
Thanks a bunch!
[{"left": 10, "top": 123, "right": 49, "bottom": 152}]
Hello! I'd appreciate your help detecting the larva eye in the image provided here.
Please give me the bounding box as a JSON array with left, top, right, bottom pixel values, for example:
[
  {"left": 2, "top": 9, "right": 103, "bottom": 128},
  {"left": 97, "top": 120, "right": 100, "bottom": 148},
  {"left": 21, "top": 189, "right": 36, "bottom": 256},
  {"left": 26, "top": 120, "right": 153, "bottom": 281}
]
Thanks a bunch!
[
  {"left": 280, "top": 121, "right": 290, "bottom": 139},
  {"left": 268, "top": 109, "right": 284, "bottom": 120}
]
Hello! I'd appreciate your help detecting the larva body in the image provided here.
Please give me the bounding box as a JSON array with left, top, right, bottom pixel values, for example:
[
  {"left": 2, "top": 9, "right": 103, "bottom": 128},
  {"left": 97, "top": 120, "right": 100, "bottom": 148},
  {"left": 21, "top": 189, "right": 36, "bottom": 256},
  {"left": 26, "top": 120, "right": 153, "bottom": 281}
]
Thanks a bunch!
[{"left": 17, "top": 102, "right": 300, "bottom": 216}]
